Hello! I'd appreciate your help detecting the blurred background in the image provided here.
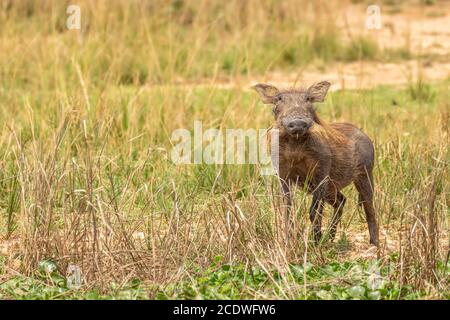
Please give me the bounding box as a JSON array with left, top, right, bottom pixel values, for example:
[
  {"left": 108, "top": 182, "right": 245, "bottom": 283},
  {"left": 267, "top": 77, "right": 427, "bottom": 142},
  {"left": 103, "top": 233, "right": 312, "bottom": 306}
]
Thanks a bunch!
[
  {"left": 1, "top": 0, "right": 449, "bottom": 89},
  {"left": 0, "top": 0, "right": 448, "bottom": 299}
]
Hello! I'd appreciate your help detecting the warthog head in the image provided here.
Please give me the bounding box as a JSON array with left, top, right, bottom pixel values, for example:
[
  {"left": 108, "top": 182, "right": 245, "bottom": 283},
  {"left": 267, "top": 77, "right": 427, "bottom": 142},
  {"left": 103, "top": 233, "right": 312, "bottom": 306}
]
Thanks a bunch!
[{"left": 253, "top": 81, "right": 331, "bottom": 138}]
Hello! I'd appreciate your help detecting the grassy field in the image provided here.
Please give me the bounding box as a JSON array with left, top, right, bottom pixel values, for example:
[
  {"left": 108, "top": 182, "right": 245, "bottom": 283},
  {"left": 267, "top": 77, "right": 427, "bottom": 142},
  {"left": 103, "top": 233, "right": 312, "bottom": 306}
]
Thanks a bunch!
[{"left": 0, "top": 0, "right": 449, "bottom": 299}]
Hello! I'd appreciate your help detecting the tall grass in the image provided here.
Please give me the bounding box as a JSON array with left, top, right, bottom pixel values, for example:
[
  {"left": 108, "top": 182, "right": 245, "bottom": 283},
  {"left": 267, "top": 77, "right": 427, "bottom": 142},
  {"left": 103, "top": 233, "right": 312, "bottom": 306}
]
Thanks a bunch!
[
  {"left": 0, "top": 0, "right": 448, "bottom": 299},
  {"left": 0, "top": 0, "right": 401, "bottom": 87}
]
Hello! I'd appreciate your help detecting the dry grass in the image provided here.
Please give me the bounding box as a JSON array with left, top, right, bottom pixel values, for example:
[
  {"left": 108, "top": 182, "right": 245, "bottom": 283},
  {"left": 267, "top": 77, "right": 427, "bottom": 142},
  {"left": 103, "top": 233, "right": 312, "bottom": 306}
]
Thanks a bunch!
[{"left": 0, "top": 0, "right": 448, "bottom": 299}]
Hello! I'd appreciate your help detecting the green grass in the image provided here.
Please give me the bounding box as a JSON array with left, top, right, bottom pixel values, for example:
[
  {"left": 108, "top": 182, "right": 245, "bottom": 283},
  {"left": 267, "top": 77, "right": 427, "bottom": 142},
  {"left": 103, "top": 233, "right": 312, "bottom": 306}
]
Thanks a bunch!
[
  {"left": 0, "top": 0, "right": 448, "bottom": 300},
  {"left": 0, "top": 0, "right": 414, "bottom": 87},
  {"left": 156, "top": 257, "right": 423, "bottom": 300},
  {"left": 3, "top": 254, "right": 448, "bottom": 300},
  {"left": 1, "top": 81, "right": 448, "bottom": 299}
]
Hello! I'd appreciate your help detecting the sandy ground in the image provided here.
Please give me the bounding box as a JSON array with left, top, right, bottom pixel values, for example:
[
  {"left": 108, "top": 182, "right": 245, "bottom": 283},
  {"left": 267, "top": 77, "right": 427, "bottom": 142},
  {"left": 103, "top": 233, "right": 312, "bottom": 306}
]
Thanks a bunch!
[
  {"left": 271, "top": 1, "right": 450, "bottom": 90},
  {"left": 171, "top": 1, "right": 450, "bottom": 90},
  {"left": 328, "top": 0, "right": 450, "bottom": 90},
  {"left": 340, "top": 1, "right": 450, "bottom": 55},
  {"left": 256, "top": 60, "right": 450, "bottom": 91}
]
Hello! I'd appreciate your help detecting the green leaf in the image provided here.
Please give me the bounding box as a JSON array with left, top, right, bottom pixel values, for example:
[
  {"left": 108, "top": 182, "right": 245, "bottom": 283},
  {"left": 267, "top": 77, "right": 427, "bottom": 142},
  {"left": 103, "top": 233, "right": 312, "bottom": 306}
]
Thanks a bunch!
[
  {"left": 51, "top": 274, "right": 66, "bottom": 287},
  {"left": 347, "top": 285, "right": 366, "bottom": 299},
  {"left": 316, "top": 290, "right": 333, "bottom": 300},
  {"left": 368, "top": 290, "right": 382, "bottom": 300},
  {"left": 38, "top": 260, "right": 57, "bottom": 274}
]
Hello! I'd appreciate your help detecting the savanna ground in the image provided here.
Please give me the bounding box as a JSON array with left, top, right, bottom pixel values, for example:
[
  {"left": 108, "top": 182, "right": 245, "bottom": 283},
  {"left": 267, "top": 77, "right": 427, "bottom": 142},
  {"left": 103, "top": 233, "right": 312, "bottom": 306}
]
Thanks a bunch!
[{"left": 0, "top": 0, "right": 449, "bottom": 300}]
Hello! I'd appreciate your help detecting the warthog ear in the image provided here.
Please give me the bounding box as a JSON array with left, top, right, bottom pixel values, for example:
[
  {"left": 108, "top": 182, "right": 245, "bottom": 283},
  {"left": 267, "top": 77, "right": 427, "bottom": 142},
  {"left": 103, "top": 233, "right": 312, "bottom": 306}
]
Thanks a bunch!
[
  {"left": 306, "top": 81, "right": 331, "bottom": 103},
  {"left": 252, "top": 83, "right": 280, "bottom": 104}
]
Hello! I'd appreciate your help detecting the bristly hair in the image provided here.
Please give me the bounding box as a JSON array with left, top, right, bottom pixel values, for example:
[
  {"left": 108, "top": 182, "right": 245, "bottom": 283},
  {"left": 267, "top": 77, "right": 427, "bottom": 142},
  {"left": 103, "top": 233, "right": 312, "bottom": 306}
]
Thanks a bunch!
[
  {"left": 310, "top": 112, "right": 349, "bottom": 145},
  {"left": 276, "top": 86, "right": 348, "bottom": 144},
  {"left": 277, "top": 87, "right": 309, "bottom": 95}
]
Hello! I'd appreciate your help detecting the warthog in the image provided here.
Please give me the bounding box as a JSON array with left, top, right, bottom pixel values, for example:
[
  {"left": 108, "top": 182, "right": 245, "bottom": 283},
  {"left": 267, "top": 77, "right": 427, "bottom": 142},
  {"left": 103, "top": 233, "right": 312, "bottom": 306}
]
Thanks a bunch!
[{"left": 253, "top": 81, "right": 378, "bottom": 245}]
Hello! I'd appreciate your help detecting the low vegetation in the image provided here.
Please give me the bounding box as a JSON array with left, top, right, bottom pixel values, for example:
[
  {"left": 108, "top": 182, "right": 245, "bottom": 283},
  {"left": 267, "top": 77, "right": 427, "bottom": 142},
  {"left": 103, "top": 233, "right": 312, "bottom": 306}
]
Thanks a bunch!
[{"left": 0, "top": 0, "right": 448, "bottom": 299}]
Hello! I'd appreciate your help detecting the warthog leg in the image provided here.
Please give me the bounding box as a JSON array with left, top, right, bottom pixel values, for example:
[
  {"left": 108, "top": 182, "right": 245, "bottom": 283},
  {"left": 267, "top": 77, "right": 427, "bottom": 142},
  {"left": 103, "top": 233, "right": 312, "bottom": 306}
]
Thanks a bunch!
[
  {"left": 327, "top": 191, "right": 347, "bottom": 241},
  {"left": 354, "top": 170, "right": 379, "bottom": 245}
]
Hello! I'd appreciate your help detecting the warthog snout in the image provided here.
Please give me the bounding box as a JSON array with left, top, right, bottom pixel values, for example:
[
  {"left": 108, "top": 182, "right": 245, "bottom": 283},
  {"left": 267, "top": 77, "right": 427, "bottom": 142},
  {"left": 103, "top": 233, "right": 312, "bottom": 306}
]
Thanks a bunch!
[{"left": 282, "top": 118, "right": 312, "bottom": 136}]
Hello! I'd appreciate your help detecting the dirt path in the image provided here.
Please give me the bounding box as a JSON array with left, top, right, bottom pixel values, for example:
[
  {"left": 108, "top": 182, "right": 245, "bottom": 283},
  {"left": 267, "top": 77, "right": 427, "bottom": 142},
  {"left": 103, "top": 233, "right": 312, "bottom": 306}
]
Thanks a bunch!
[
  {"left": 171, "top": 59, "right": 450, "bottom": 92},
  {"left": 256, "top": 60, "right": 450, "bottom": 91},
  {"left": 266, "top": 1, "right": 450, "bottom": 90},
  {"left": 340, "top": 1, "right": 450, "bottom": 56},
  {"left": 172, "top": 1, "right": 450, "bottom": 91}
]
